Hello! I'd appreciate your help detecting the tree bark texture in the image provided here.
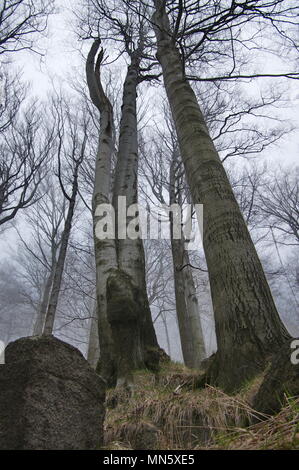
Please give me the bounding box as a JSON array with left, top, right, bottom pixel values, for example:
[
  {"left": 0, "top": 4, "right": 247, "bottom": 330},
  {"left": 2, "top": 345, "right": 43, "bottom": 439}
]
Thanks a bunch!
[
  {"left": 86, "top": 40, "right": 118, "bottom": 385},
  {"left": 110, "top": 55, "right": 160, "bottom": 384},
  {"left": 153, "top": 0, "right": 290, "bottom": 391}
]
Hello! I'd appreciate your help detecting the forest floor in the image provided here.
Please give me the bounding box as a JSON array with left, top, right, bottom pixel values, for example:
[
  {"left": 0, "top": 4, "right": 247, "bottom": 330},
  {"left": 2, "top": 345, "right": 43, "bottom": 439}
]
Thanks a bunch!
[{"left": 102, "top": 361, "right": 299, "bottom": 450}]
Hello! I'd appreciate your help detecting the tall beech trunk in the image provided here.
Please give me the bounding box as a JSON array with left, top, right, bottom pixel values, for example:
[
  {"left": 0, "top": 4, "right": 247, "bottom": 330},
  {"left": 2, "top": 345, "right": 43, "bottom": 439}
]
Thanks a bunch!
[
  {"left": 153, "top": 1, "right": 290, "bottom": 391},
  {"left": 169, "top": 157, "right": 206, "bottom": 369},
  {"left": 43, "top": 172, "right": 79, "bottom": 335},
  {"left": 86, "top": 41, "right": 118, "bottom": 385},
  {"left": 86, "top": 42, "right": 160, "bottom": 387},
  {"left": 110, "top": 55, "right": 159, "bottom": 384}
]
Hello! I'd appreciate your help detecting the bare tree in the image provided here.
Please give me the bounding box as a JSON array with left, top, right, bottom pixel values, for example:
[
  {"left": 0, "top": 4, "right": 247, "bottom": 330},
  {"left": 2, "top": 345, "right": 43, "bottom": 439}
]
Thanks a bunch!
[
  {"left": 139, "top": 122, "right": 206, "bottom": 369},
  {"left": 14, "top": 176, "right": 66, "bottom": 335},
  {"left": 43, "top": 96, "right": 87, "bottom": 335},
  {"left": 0, "top": 97, "right": 53, "bottom": 229},
  {"left": 150, "top": 0, "right": 299, "bottom": 82},
  {"left": 169, "top": 151, "right": 206, "bottom": 368},
  {"left": 144, "top": 239, "right": 175, "bottom": 357},
  {"left": 83, "top": 0, "right": 167, "bottom": 386},
  {"left": 151, "top": 0, "right": 291, "bottom": 392},
  {"left": 0, "top": 67, "right": 27, "bottom": 133},
  {"left": 86, "top": 40, "right": 119, "bottom": 384},
  {"left": 0, "top": 261, "right": 34, "bottom": 342},
  {"left": 259, "top": 165, "right": 299, "bottom": 246},
  {"left": 0, "top": 0, "right": 54, "bottom": 56}
]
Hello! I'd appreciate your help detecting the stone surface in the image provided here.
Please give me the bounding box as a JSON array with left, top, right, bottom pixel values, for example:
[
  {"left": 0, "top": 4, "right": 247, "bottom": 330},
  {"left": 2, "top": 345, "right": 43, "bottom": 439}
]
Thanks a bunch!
[
  {"left": 0, "top": 335, "right": 106, "bottom": 450},
  {"left": 253, "top": 338, "right": 299, "bottom": 415}
]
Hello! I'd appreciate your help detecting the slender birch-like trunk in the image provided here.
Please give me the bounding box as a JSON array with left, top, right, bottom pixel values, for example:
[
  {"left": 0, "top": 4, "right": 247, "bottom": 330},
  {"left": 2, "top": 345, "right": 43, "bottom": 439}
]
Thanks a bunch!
[
  {"left": 33, "top": 270, "right": 54, "bottom": 335},
  {"left": 153, "top": 0, "right": 290, "bottom": 391},
  {"left": 43, "top": 173, "right": 79, "bottom": 335},
  {"left": 169, "top": 158, "right": 205, "bottom": 369},
  {"left": 171, "top": 237, "right": 206, "bottom": 368},
  {"left": 182, "top": 249, "right": 206, "bottom": 365},
  {"left": 161, "top": 313, "right": 171, "bottom": 357}
]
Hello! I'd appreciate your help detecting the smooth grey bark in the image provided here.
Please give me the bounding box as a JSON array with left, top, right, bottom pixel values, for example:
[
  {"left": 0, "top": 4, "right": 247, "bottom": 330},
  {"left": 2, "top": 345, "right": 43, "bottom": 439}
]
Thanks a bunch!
[
  {"left": 108, "top": 54, "right": 160, "bottom": 385},
  {"left": 86, "top": 41, "right": 160, "bottom": 387},
  {"left": 86, "top": 40, "right": 118, "bottom": 385},
  {"left": 169, "top": 157, "right": 206, "bottom": 369},
  {"left": 153, "top": 0, "right": 290, "bottom": 391}
]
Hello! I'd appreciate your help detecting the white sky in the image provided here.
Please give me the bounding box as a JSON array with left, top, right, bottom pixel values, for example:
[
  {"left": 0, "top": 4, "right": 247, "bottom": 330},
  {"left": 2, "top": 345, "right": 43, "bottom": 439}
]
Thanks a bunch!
[{"left": 12, "top": 1, "right": 298, "bottom": 164}]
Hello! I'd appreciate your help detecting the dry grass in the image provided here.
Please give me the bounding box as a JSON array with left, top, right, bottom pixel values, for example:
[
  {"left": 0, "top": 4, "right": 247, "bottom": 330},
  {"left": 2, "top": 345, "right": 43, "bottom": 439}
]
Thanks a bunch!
[
  {"left": 207, "top": 395, "right": 299, "bottom": 450},
  {"left": 103, "top": 362, "right": 299, "bottom": 450}
]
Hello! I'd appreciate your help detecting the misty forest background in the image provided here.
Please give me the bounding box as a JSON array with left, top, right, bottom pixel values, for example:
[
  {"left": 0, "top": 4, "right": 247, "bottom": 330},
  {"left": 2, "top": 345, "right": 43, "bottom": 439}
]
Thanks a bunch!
[{"left": 0, "top": 0, "right": 298, "bottom": 371}]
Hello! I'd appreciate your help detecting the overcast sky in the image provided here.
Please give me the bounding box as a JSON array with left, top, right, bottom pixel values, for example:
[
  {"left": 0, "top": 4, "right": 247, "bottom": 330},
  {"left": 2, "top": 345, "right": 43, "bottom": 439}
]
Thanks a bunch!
[{"left": 12, "top": 1, "right": 298, "bottom": 164}]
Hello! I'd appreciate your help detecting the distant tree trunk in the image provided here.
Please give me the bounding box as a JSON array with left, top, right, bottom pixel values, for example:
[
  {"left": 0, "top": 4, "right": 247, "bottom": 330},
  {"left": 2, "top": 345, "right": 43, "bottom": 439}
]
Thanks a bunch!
[
  {"left": 33, "top": 270, "right": 54, "bottom": 335},
  {"left": 43, "top": 169, "right": 79, "bottom": 336},
  {"left": 110, "top": 55, "right": 160, "bottom": 386},
  {"left": 182, "top": 251, "right": 206, "bottom": 365},
  {"left": 169, "top": 157, "right": 205, "bottom": 369},
  {"left": 153, "top": 1, "right": 290, "bottom": 391},
  {"left": 171, "top": 239, "right": 206, "bottom": 369},
  {"left": 161, "top": 312, "right": 171, "bottom": 357},
  {"left": 87, "top": 301, "right": 100, "bottom": 369}
]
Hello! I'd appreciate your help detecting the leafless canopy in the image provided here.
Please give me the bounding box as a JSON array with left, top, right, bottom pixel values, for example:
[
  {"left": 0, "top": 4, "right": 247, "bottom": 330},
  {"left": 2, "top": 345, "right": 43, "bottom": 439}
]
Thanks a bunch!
[
  {"left": 0, "top": 0, "right": 54, "bottom": 55},
  {"left": 0, "top": 93, "right": 53, "bottom": 228},
  {"left": 124, "top": 0, "right": 299, "bottom": 82}
]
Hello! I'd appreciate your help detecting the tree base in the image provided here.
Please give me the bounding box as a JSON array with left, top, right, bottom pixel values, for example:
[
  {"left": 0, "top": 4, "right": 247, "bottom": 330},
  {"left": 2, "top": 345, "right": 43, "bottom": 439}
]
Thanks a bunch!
[
  {"left": 253, "top": 338, "right": 299, "bottom": 415},
  {"left": 196, "top": 347, "right": 266, "bottom": 394}
]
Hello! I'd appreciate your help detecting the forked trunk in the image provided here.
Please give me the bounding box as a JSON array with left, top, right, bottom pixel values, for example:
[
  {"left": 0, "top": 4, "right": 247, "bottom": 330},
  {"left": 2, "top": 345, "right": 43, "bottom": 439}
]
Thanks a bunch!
[
  {"left": 86, "top": 40, "right": 118, "bottom": 385},
  {"left": 87, "top": 42, "right": 160, "bottom": 387}
]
